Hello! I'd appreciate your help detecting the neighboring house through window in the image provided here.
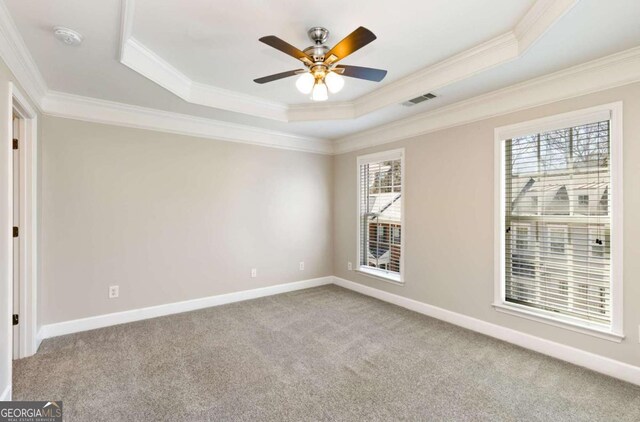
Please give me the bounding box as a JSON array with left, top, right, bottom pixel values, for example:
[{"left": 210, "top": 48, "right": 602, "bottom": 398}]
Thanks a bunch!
[
  {"left": 357, "top": 149, "right": 404, "bottom": 283},
  {"left": 494, "top": 103, "right": 623, "bottom": 341}
]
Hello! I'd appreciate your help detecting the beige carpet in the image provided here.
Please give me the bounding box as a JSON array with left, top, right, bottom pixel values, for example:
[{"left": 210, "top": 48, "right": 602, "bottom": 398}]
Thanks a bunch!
[{"left": 13, "top": 285, "right": 640, "bottom": 421}]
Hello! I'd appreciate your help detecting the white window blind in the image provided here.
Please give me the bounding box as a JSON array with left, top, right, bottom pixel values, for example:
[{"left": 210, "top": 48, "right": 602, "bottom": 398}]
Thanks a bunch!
[
  {"left": 358, "top": 150, "right": 403, "bottom": 281},
  {"left": 504, "top": 120, "right": 612, "bottom": 326}
]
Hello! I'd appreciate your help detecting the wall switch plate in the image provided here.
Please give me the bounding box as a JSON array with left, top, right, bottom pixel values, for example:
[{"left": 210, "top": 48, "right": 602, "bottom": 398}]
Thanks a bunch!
[
  {"left": 251, "top": 268, "right": 257, "bottom": 278},
  {"left": 299, "top": 261, "right": 305, "bottom": 271},
  {"left": 348, "top": 262, "right": 353, "bottom": 271},
  {"left": 109, "top": 285, "right": 119, "bottom": 299}
]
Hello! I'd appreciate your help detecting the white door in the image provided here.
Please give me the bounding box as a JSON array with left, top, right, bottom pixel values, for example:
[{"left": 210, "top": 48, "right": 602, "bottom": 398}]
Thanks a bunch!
[{"left": 12, "top": 115, "right": 20, "bottom": 359}]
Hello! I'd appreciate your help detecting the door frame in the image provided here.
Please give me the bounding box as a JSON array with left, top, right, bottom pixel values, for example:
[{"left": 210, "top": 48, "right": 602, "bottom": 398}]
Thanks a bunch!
[{"left": 9, "top": 82, "right": 38, "bottom": 358}]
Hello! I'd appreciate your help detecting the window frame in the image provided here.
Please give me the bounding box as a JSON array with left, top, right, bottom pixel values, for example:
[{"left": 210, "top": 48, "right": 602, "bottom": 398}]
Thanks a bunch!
[
  {"left": 356, "top": 148, "right": 405, "bottom": 284},
  {"left": 493, "top": 103, "right": 624, "bottom": 342}
]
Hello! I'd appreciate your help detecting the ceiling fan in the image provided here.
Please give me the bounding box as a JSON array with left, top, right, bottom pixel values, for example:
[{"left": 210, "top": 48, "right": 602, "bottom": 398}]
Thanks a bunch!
[{"left": 254, "top": 26, "right": 387, "bottom": 101}]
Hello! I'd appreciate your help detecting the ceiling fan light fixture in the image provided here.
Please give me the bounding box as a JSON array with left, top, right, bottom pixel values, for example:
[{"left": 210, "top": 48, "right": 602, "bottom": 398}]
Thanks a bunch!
[
  {"left": 311, "top": 82, "right": 328, "bottom": 101},
  {"left": 324, "top": 71, "right": 344, "bottom": 94},
  {"left": 256, "top": 26, "right": 385, "bottom": 100},
  {"left": 295, "top": 72, "right": 315, "bottom": 94}
]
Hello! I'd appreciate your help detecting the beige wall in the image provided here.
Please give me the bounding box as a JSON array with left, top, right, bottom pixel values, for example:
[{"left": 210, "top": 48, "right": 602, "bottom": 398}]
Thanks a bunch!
[
  {"left": 333, "top": 82, "right": 640, "bottom": 367},
  {"left": 6, "top": 64, "right": 638, "bottom": 388},
  {"left": 39, "top": 116, "right": 333, "bottom": 324}
]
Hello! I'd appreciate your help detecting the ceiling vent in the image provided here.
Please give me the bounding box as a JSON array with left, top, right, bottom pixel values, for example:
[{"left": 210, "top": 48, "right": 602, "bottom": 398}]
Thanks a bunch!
[{"left": 402, "top": 93, "right": 437, "bottom": 107}]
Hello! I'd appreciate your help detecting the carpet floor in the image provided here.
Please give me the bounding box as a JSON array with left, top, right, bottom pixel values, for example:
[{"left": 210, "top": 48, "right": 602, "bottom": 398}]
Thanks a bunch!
[{"left": 13, "top": 285, "right": 640, "bottom": 421}]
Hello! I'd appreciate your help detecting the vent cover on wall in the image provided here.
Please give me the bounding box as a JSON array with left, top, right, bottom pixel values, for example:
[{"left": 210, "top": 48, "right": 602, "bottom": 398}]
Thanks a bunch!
[{"left": 401, "top": 93, "right": 437, "bottom": 107}]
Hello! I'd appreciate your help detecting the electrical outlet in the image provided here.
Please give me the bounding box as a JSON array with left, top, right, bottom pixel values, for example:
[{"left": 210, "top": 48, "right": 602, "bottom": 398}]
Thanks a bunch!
[
  {"left": 109, "top": 285, "right": 119, "bottom": 299},
  {"left": 348, "top": 262, "right": 353, "bottom": 271},
  {"left": 251, "top": 268, "right": 257, "bottom": 278},
  {"left": 299, "top": 261, "right": 305, "bottom": 271}
]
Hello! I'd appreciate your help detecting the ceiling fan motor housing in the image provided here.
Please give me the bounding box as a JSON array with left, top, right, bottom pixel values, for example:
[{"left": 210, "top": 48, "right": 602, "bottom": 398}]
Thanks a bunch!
[
  {"left": 307, "top": 27, "right": 329, "bottom": 44},
  {"left": 303, "top": 45, "right": 330, "bottom": 63},
  {"left": 305, "top": 27, "right": 330, "bottom": 63}
]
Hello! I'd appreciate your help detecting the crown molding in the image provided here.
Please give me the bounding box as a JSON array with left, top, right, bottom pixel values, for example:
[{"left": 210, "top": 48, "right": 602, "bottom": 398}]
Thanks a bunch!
[
  {"left": 41, "top": 91, "right": 333, "bottom": 155},
  {"left": 0, "top": 0, "right": 582, "bottom": 128},
  {"left": 0, "top": 1, "right": 46, "bottom": 110},
  {"left": 40, "top": 46, "right": 640, "bottom": 158},
  {"left": 0, "top": 4, "right": 332, "bottom": 154},
  {"left": 357, "top": 0, "right": 581, "bottom": 116},
  {"left": 118, "top": 0, "right": 580, "bottom": 122},
  {"left": 121, "top": 37, "right": 290, "bottom": 121},
  {"left": 353, "top": 32, "right": 519, "bottom": 117},
  {"left": 333, "top": 46, "right": 640, "bottom": 154},
  {"left": 118, "top": 0, "right": 135, "bottom": 61},
  {"left": 515, "top": 0, "right": 579, "bottom": 53},
  {"left": 287, "top": 100, "right": 356, "bottom": 121}
]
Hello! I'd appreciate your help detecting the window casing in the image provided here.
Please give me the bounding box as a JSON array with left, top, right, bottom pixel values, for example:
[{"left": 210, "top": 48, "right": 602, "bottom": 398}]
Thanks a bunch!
[
  {"left": 494, "top": 104, "right": 623, "bottom": 341},
  {"left": 357, "top": 149, "right": 404, "bottom": 283}
]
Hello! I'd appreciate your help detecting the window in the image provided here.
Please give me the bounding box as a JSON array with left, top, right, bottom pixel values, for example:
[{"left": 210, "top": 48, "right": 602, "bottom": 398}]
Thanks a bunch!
[
  {"left": 357, "top": 149, "right": 404, "bottom": 283},
  {"left": 494, "top": 104, "right": 623, "bottom": 341},
  {"left": 392, "top": 227, "right": 401, "bottom": 244},
  {"left": 578, "top": 194, "right": 589, "bottom": 207}
]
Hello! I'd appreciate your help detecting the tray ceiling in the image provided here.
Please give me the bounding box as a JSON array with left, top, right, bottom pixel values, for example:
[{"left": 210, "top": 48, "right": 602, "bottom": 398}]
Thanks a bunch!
[
  {"left": 130, "top": 0, "right": 532, "bottom": 104},
  {"left": 1, "top": 0, "right": 639, "bottom": 147}
]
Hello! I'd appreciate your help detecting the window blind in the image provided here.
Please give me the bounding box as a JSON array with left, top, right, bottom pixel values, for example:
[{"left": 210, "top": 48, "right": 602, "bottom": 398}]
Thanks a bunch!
[
  {"left": 359, "top": 156, "right": 402, "bottom": 278},
  {"left": 504, "top": 120, "right": 611, "bottom": 326}
]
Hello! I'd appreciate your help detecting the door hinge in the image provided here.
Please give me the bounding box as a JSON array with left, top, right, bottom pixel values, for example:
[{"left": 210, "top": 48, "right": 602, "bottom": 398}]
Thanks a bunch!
[
  {"left": 13, "top": 314, "right": 18, "bottom": 326},
  {"left": 12, "top": 138, "right": 18, "bottom": 150},
  {"left": 13, "top": 226, "right": 18, "bottom": 237}
]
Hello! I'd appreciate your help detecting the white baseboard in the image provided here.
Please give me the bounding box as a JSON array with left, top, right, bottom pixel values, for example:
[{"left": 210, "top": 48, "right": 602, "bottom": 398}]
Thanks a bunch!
[
  {"left": 38, "top": 276, "right": 332, "bottom": 340},
  {"left": 34, "top": 274, "right": 640, "bottom": 387},
  {"left": 0, "top": 385, "right": 10, "bottom": 401},
  {"left": 333, "top": 276, "right": 640, "bottom": 386}
]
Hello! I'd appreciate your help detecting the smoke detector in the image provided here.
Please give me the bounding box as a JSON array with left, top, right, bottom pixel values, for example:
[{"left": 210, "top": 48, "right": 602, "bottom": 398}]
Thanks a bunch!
[{"left": 53, "top": 27, "right": 83, "bottom": 46}]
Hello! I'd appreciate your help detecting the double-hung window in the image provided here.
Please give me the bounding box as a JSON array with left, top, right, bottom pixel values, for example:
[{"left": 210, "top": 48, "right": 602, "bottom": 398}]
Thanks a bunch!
[
  {"left": 357, "top": 149, "right": 404, "bottom": 283},
  {"left": 494, "top": 104, "right": 623, "bottom": 341}
]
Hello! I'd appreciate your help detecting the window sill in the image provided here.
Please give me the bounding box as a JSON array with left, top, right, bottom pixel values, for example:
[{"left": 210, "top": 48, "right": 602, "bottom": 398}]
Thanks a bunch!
[
  {"left": 356, "top": 267, "right": 403, "bottom": 285},
  {"left": 492, "top": 302, "right": 624, "bottom": 343}
]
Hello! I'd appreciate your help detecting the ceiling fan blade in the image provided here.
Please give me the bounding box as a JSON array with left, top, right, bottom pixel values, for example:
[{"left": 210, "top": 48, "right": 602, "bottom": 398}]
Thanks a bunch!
[
  {"left": 334, "top": 65, "right": 387, "bottom": 82},
  {"left": 254, "top": 69, "right": 303, "bottom": 84},
  {"left": 259, "top": 36, "right": 313, "bottom": 65},
  {"left": 325, "top": 27, "right": 377, "bottom": 65}
]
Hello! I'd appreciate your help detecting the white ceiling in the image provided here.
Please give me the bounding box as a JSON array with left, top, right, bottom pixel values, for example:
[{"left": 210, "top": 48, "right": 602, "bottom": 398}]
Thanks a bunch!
[
  {"left": 3, "top": 0, "right": 640, "bottom": 140},
  {"left": 132, "top": 0, "right": 533, "bottom": 104}
]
